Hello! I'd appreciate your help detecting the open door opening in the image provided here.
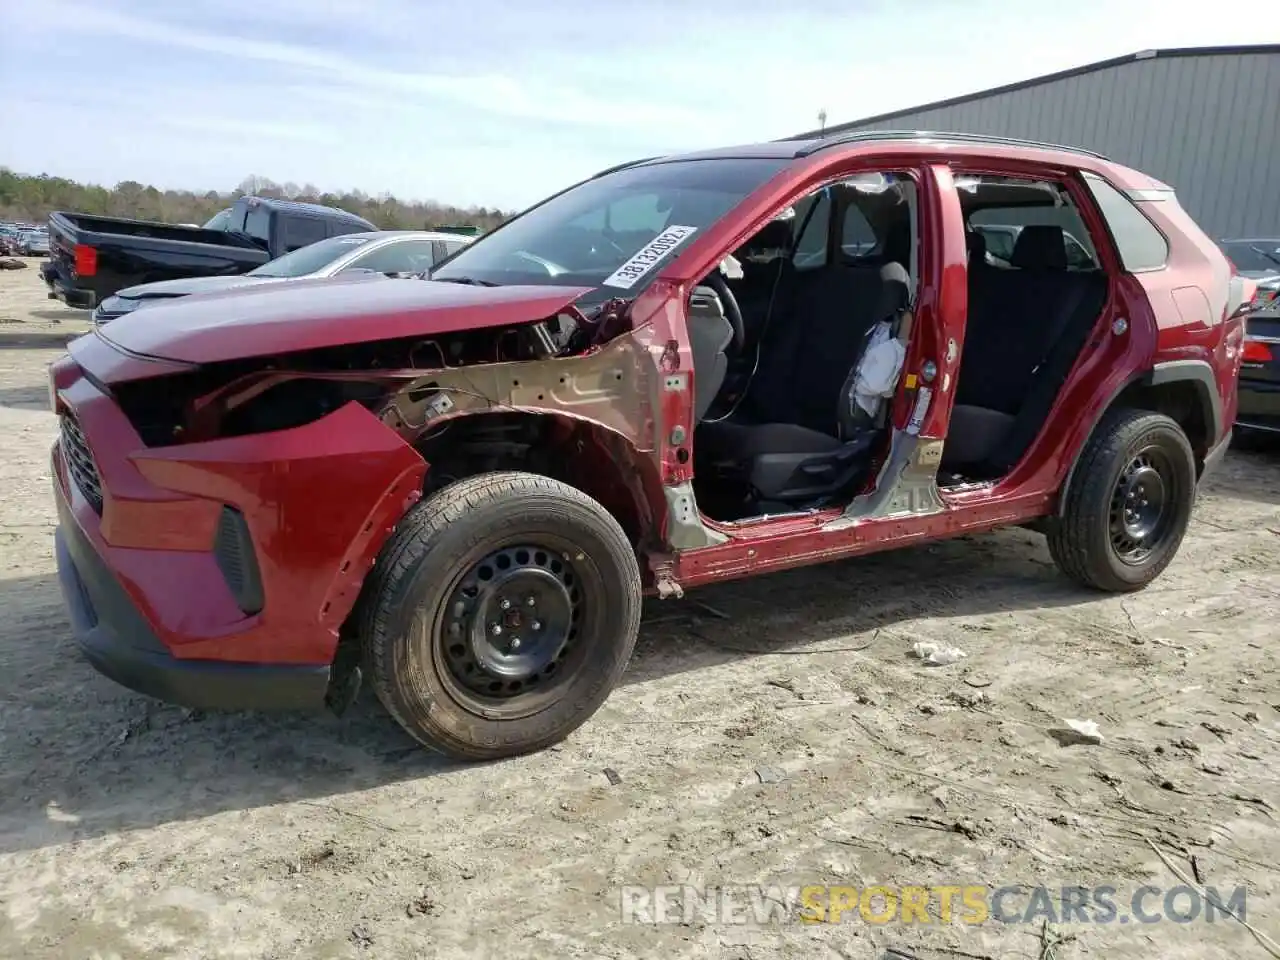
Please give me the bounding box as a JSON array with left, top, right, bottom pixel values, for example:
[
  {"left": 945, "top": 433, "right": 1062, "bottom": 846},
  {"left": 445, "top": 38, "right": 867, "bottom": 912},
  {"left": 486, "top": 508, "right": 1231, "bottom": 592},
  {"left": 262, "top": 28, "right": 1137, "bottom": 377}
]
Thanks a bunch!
[
  {"left": 940, "top": 175, "right": 1110, "bottom": 487},
  {"left": 686, "top": 172, "right": 920, "bottom": 522}
]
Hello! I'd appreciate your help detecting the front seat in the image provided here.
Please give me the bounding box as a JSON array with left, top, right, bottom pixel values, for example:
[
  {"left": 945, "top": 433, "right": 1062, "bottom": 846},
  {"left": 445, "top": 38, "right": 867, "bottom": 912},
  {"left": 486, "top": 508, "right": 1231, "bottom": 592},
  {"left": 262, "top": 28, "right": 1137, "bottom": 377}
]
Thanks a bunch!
[{"left": 696, "top": 263, "right": 912, "bottom": 510}]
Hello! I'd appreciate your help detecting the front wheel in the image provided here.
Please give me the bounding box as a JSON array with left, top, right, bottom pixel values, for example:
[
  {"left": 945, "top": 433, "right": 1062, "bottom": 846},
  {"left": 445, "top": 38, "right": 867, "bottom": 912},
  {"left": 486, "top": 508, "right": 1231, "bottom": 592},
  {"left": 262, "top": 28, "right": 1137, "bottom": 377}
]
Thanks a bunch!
[
  {"left": 1047, "top": 409, "right": 1197, "bottom": 592},
  {"left": 360, "top": 471, "right": 641, "bottom": 761}
]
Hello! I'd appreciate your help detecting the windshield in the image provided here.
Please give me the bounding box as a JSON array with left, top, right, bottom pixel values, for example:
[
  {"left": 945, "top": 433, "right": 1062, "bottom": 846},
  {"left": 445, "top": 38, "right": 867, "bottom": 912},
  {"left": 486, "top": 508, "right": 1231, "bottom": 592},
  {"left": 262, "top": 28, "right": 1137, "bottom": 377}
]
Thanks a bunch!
[
  {"left": 1220, "top": 240, "right": 1280, "bottom": 272},
  {"left": 430, "top": 158, "right": 788, "bottom": 296},
  {"left": 247, "top": 235, "right": 373, "bottom": 278},
  {"left": 204, "top": 208, "right": 233, "bottom": 231}
]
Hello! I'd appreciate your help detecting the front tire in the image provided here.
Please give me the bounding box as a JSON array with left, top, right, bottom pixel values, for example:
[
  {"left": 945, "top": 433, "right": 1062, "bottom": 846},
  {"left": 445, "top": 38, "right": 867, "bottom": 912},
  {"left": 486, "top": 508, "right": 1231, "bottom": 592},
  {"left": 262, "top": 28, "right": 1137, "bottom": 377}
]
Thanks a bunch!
[
  {"left": 360, "top": 471, "right": 641, "bottom": 761},
  {"left": 1047, "top": 409, "right": 1196, "bottom": 592}
]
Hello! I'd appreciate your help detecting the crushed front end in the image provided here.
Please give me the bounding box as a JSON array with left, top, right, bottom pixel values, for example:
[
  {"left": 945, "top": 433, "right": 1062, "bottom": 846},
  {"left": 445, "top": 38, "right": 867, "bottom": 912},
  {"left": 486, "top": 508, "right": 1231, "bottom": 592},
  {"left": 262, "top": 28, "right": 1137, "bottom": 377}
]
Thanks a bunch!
[{"left": 50, "top": 332, "right": 427, "bottom": 711}]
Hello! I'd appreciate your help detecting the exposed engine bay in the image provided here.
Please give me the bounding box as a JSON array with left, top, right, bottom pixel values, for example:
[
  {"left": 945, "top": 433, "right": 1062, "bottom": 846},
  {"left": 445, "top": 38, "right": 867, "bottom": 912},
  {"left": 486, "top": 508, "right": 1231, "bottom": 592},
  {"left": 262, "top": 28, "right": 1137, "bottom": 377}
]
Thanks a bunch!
[{"left": 106, "top": 302, "right": 625, "bottom": 449}]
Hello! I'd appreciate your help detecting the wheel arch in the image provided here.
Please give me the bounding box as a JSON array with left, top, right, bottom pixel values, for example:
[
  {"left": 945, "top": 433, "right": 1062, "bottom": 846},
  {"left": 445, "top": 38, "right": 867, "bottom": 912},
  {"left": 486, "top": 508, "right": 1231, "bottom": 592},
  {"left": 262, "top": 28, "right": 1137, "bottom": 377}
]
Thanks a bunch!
[
  {"left": 409, "top": 409, "right": 668, "bottom": 554},
  {"left": 1056, "top": 359, "right": 1220, "bottom": 518}
]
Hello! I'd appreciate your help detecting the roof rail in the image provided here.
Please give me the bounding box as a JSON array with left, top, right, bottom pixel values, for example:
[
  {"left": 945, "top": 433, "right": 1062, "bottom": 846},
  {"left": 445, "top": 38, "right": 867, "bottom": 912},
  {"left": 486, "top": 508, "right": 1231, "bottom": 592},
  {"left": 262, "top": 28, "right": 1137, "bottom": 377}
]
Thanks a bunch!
[
  {"left": 590, "top": 156, "right": 663, "bottom": 179},
  {"left": 784, "top": 129, "right": 1110, "bottom": 162}
]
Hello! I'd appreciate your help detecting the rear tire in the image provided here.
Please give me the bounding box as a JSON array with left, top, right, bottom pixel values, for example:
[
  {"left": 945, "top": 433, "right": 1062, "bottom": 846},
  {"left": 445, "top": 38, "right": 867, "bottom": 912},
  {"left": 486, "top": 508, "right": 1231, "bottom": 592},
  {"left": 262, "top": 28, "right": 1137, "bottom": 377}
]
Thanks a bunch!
[
  {"left": 1047, "top": 408, "right": 1196, "bottom": 592},
  {"left": 359, "top": 471, "right": 641, "bottom": 761}
]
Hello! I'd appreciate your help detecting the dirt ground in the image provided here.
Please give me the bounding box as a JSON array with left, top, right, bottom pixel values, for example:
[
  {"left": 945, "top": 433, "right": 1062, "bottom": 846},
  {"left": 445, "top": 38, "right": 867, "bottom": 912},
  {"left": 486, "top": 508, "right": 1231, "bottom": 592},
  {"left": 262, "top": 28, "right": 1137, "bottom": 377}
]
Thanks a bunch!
[{"left": 0, "top": 261, "right": 1277, "bottom": 960}]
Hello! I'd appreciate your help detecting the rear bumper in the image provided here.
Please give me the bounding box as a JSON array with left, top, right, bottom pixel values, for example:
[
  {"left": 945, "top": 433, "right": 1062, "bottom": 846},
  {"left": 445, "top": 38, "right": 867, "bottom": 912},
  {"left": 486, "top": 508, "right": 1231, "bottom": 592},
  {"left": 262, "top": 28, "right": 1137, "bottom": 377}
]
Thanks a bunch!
[
  {"left": 55, "top": 498, "right": 330, "bottom": 710},
  {"left": 1235, "top": 378, "right": 1280, "bottom": 434},
  {"left": 42, "top": 263, "right": 96, "bottom": 309}
]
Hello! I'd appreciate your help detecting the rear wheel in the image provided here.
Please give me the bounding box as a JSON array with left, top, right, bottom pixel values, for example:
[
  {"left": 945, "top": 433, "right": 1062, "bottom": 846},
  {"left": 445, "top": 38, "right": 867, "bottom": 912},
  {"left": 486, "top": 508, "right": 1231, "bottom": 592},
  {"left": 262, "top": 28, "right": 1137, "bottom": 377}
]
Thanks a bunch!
[
  {"left": 1048, "top": 409, "right": 1196, "bottom": 592},
  {"left": 360, "top": 471, "right": 641, "bottom": 760}
]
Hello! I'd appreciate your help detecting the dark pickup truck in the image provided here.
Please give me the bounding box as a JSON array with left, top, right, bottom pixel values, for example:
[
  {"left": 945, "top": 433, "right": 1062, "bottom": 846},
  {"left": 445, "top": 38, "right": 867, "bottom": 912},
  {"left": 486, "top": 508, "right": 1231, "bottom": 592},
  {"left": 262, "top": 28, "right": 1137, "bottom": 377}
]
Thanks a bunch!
[{"left": 42, "top": 196, "right": 376, "bottom": 309}]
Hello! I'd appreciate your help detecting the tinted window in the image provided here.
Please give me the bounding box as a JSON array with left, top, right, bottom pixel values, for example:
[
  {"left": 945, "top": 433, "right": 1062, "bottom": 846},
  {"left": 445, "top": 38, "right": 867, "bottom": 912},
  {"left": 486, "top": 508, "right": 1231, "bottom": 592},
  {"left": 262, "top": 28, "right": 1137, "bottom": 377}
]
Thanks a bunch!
[
  {"left": 283, "top": 216, "right": 329, "bottom": 252},
  {"left": 348, "top": 239, "right": 438, "bottom": 275},
  {"left": 247, "top": 235, "right": 372, "bottom": 277},
  {"left": 1082, "top": 173, "right": 1169, "bottom": 272},
  {"left": 244, "top": 206, "right": 271, "bottom": 243},
  {"left": 969, "top": 204, "right": 1099, "bottom": 269},
  {"left": 791, "top": 189, "right": 832, "bottom": 270},
  {"left": 431, "top": 158, "right": 787, "bottom": 298}
]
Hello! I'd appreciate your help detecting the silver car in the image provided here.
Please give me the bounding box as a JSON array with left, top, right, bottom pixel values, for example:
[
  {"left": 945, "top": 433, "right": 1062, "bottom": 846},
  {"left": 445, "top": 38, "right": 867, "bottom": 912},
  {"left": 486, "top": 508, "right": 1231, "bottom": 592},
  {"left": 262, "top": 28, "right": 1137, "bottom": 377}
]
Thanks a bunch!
[
  {"left": 18, "top": 229, "right": 50, "bottom": 256},
  {"left": 92, "top": 230, "right": 474, "bottom": 324}
]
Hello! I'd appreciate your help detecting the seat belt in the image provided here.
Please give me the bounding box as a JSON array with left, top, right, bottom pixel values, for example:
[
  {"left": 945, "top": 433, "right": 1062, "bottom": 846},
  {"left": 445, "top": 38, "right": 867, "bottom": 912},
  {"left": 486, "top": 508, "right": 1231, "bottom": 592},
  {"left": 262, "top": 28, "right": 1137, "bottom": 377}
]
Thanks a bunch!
[{"left": 1029, "top": 279, "right": 1091, "bottom": 378}]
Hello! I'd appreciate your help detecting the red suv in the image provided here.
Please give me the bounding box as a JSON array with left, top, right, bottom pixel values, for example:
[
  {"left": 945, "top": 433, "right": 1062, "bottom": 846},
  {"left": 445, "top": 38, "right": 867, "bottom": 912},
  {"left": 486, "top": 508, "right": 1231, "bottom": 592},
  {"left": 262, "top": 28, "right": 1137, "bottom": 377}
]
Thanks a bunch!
[{"left": 50, "top": 132, "right": 1253, "bottom": 761}]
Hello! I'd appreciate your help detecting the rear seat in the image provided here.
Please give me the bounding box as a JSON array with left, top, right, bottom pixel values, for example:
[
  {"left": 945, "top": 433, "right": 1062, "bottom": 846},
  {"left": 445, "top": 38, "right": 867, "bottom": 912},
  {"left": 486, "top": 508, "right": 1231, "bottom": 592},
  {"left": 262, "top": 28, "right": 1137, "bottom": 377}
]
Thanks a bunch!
[{"left": 946, "top": 225, "right": 1107, "bottom": 473}]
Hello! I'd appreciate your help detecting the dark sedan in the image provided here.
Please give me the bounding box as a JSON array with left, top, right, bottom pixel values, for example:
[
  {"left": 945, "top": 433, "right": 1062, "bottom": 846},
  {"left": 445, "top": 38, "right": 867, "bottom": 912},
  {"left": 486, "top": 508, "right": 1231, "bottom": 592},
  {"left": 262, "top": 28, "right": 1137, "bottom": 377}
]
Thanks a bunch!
[{"left": 1220, "top": 239, "right": 1280, "bottom": 435}]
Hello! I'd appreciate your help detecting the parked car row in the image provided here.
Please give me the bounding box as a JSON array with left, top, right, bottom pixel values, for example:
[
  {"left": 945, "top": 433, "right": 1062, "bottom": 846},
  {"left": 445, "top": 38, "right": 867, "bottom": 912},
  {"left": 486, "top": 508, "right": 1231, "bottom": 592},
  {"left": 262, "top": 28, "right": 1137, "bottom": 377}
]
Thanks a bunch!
[
  {"left": 0, "top": 222, "right": 50, "bottom": 256},
  {"left": 47, "top": 130, "right": 1257, "bottom": 762}
]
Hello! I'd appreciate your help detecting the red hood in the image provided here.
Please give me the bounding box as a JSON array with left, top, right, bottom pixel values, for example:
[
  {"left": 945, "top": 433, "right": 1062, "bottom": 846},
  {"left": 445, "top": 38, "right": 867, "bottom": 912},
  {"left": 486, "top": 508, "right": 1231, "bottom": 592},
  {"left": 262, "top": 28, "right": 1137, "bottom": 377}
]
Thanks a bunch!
[{"left": 97, "top": 275, "right": 594, "bottom": 364}]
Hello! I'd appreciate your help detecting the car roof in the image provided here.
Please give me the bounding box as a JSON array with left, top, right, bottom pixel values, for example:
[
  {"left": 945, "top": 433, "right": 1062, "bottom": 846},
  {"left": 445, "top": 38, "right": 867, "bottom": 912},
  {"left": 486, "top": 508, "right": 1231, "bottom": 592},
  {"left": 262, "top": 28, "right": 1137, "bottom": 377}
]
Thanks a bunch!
[
  {"left": 606, "top": 130, "right": 1155, "bottom": 186},
  {"left": 240, "top": 196, "right": 377, "bottom": 227}
]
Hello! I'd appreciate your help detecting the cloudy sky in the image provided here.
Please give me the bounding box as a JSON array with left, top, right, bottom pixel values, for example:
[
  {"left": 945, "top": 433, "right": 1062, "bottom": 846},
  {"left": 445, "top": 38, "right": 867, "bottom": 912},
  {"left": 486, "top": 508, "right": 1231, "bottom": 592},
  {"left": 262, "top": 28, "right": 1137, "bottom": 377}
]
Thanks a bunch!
[{"left": 0, "top": 0, "right": 1271, "bottom": 210}]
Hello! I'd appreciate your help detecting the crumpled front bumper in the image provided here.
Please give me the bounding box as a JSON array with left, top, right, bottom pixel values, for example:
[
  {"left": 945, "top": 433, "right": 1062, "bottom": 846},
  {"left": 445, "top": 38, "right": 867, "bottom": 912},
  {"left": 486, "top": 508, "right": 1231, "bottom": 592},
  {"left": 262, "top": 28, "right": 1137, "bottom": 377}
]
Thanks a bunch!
[{"left": 51, "top": 352, "right": 427, "bottom": 709}]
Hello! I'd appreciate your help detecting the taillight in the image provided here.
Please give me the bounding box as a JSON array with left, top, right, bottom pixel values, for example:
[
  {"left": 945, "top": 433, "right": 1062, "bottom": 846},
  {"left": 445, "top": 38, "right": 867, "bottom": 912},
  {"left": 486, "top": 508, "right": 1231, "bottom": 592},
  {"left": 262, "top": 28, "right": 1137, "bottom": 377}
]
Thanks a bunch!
[
  {"left": 74, "top": 244, "right": 97, "bottom": 276},
  {"left": 1242, "top": 340, "right": 1274, "bottom": 364}
]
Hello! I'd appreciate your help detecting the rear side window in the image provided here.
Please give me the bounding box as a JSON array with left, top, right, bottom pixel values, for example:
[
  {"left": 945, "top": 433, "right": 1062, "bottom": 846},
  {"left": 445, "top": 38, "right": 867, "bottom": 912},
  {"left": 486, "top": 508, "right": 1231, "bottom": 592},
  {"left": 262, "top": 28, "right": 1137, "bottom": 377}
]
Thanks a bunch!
[
  {"left": 1081, "top": 173, "right": 1169, "bottom": 272},
  {"left": 840, "top": 205, "right": 876, "bottom": 256},
  {"left": 349, "top": 240, "right": 438, "bottom": 274},
  {"left": 283, "top": 216, "right": 328, "bottom": 252}
]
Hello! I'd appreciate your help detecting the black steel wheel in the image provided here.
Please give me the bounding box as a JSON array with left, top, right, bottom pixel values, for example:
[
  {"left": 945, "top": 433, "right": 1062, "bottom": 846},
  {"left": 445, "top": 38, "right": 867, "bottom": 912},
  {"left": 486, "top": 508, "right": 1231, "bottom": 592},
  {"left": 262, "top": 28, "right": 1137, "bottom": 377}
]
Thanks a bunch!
[
  {"left": 436, "top": 544, "right": 588, "bottom": 717},
  {"left": 1048, "top": 408, "right": 1197, "bottom": 592},
  {"left": 359, "top": 472, "right": 641, "bottom": 760}
]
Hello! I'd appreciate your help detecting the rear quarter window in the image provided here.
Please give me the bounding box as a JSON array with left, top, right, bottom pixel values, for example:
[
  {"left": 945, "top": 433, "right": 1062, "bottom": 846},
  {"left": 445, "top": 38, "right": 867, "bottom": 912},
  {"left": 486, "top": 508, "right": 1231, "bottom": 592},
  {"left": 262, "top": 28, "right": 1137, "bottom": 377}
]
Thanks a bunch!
[{"left": 1081, "top": 172, "right": 1169, "bottom": 272}]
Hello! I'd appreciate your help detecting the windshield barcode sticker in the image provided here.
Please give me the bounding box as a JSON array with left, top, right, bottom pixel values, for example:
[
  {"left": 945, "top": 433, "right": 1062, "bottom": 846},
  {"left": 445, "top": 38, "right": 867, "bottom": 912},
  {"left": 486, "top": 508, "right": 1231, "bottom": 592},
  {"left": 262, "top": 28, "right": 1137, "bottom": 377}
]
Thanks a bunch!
[{"left": 602, "top": 225, "right": 698, "bottom": 290}]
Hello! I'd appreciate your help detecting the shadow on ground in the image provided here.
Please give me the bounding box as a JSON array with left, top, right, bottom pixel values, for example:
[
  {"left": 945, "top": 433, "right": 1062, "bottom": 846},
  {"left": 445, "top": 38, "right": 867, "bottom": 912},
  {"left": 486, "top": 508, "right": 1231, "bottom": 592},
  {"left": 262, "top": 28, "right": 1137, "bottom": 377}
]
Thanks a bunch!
[
  {"left": 1203, "top": 439, "right": 1280, "bottom": 506},
  {"left": 0, "top": 524, "right": 1099, "bottom": 855},
  {"left": 0, "top": 330, "right": 85, "bottom": 350},
  {"left": 0, "top": 384, "right": 52, "bottom": 411}
]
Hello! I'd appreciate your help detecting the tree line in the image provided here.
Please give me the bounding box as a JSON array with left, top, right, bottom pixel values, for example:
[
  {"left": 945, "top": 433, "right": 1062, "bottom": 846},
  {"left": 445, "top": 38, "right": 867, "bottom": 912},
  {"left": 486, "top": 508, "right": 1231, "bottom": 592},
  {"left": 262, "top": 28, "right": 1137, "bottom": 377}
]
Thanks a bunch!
[{"left": 0, "top": 169, "right": 515, "bottom": 232}]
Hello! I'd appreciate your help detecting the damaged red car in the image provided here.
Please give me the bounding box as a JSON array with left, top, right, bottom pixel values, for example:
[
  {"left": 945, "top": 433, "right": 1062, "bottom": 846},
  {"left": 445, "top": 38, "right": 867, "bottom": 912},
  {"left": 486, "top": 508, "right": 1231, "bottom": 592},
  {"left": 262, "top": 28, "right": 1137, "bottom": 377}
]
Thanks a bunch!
[{"left": 51, "top": 132, "right": 1253, "bottom": 760}]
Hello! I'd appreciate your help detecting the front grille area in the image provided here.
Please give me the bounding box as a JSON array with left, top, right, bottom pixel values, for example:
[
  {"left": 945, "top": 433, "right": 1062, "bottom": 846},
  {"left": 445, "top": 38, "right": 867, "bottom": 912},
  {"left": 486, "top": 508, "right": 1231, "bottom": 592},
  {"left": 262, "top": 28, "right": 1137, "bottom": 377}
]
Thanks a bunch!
[{"left": 60, "top": 414, "right": 104, "bottom": 514}]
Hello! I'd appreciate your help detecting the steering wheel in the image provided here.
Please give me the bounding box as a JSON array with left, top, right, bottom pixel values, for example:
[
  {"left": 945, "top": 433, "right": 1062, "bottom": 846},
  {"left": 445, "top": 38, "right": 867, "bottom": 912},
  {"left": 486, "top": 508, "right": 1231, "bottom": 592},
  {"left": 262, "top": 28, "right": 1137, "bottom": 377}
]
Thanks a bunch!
[{"left": 703, "top": 270, "right": 745, "bottom": 353}]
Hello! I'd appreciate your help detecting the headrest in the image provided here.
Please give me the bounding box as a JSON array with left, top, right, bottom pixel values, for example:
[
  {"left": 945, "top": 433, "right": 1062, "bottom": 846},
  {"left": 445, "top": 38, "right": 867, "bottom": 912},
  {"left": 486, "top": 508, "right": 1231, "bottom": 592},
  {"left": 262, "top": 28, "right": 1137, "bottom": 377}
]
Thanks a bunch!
[
  {"left": 1010, "top": 225, "right": 1067, "bottom": 270},
  {"left": 743, "top": 219, "right": 794, "bottom": 254},
  {"left": 966, "top": 230, "right": 987, "bottom": 263},
  {"left": 875, "top": 261, "right": 911, "bottom": 319}
]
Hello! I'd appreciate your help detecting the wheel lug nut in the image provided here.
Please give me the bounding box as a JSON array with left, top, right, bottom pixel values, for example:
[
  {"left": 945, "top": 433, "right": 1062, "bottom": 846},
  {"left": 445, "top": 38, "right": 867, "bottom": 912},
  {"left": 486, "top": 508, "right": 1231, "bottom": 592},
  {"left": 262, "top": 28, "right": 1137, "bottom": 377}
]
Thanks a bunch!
[
  {"left": 489, "top": 622, "right": 502, "bottom": 636},
  {"left": 525, "top": 595, "right": 536, "bottom": 607},
  {"left": 499, "top": 598, "right": 511, "bottom": 611},
  {"left": 510, "top": 637, "right": 522, "bottom": 651},
  {"left": 531, "top": 620, "right": 543, "bottom": 631}
]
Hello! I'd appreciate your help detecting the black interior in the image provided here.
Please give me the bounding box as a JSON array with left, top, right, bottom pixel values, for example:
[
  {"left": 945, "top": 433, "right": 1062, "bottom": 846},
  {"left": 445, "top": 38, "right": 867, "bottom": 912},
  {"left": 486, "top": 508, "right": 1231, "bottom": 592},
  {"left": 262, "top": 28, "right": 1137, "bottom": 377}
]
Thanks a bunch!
[
  {"left": 686, "top": 174, "right": 1110, "bottom": 522},
  {"left": 943, "top": 222, "right": 1107, "bottom": 478},
  {"left": 693, "top": 249, "right": 913, "bottom": 519}
]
